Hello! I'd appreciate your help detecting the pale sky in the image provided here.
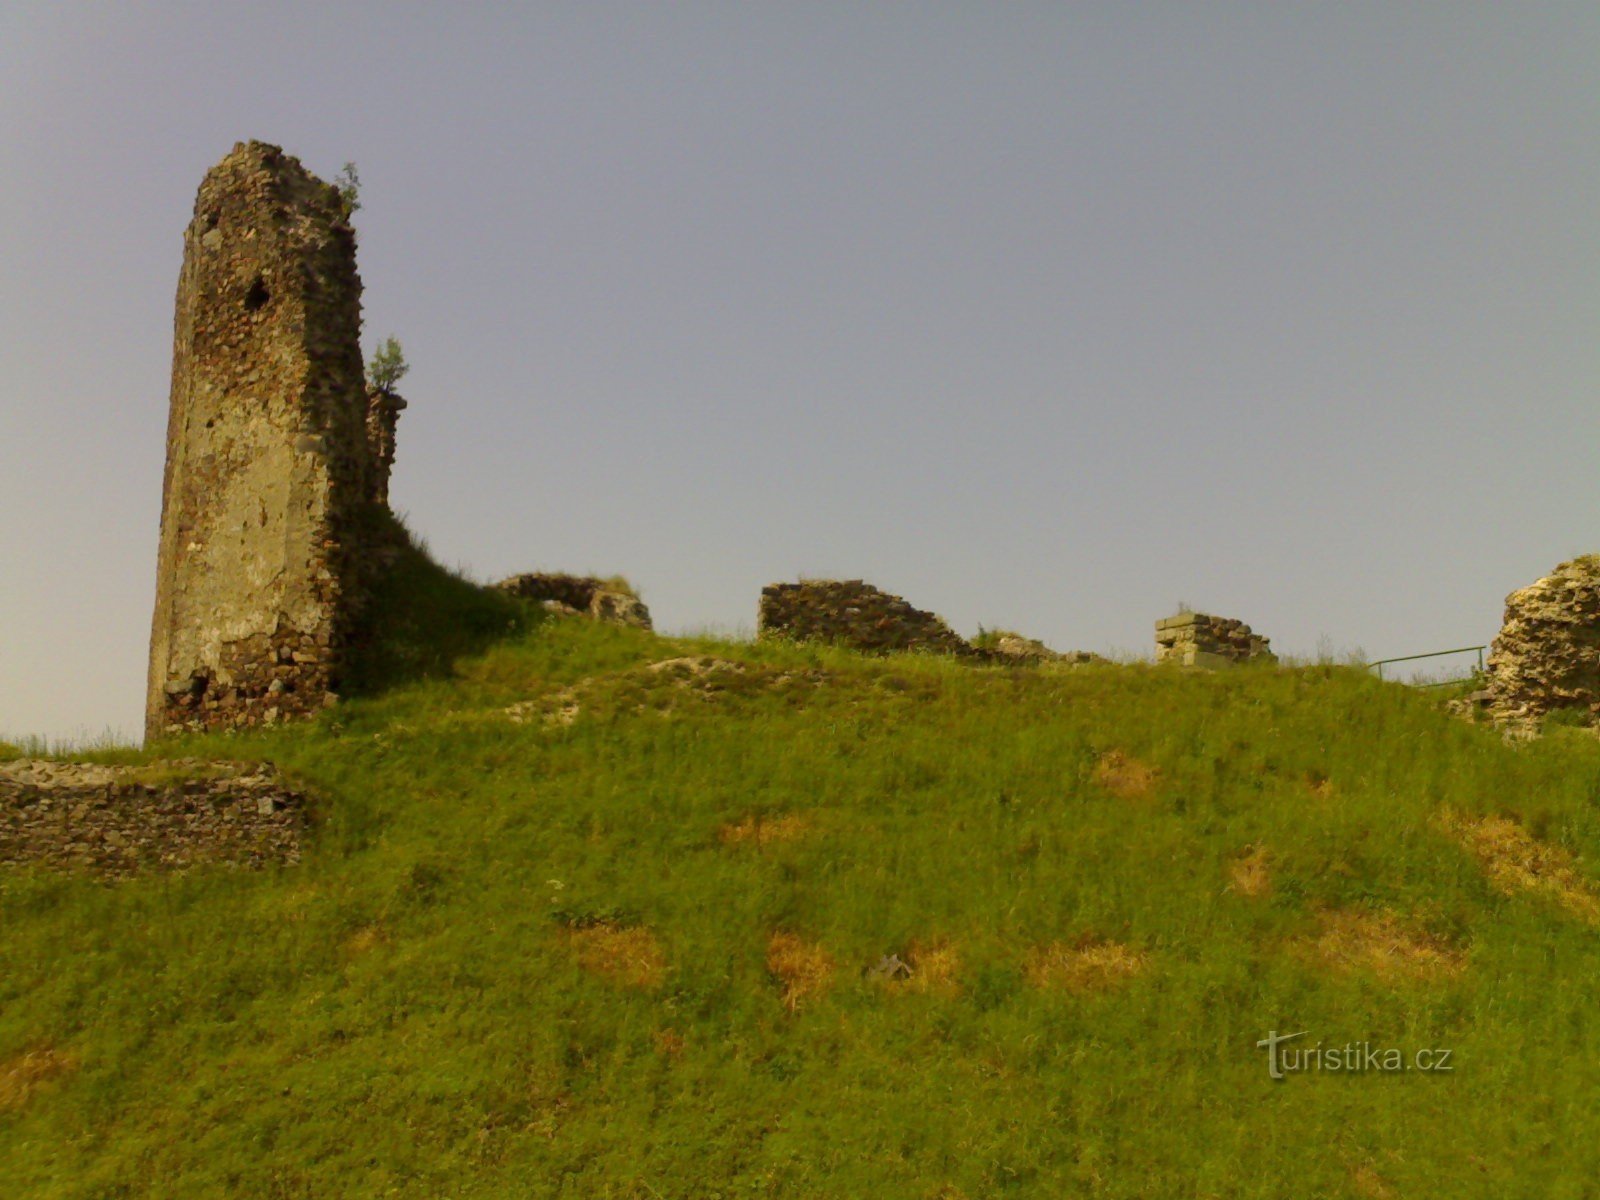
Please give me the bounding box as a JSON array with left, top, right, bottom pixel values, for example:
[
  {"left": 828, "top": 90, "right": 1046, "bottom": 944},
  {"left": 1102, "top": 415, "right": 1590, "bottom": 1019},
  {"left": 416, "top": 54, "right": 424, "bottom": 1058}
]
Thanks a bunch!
[{"left": 3, "top": 3, "right": 1596, "bottom": 743}]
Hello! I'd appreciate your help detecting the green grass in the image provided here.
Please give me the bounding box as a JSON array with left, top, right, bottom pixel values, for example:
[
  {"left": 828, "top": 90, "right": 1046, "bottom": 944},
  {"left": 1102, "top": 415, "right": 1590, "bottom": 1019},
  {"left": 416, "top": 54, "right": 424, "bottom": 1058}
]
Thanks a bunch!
[{"left": 6, "top": 610, "right": 1600, "bottom": 1197}]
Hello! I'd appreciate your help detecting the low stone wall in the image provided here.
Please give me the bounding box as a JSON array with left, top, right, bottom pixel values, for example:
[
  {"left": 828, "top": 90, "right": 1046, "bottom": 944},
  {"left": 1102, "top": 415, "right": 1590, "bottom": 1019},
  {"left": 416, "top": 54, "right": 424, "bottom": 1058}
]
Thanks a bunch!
[
  {"left": 1486, "top": 555, "right": 1600, "bottom": 726},
  {"left": 758, "top": 580, "right": 976, "bottom": 657},
  {"left": 1155, "top": 612, "right": 1274, "bottom": 667},
  {"left": 0, "top": 759, "right": 307, "bottom": 878},
  {"left": 495, "top": 573, "right": 653, "bottom": 630}
]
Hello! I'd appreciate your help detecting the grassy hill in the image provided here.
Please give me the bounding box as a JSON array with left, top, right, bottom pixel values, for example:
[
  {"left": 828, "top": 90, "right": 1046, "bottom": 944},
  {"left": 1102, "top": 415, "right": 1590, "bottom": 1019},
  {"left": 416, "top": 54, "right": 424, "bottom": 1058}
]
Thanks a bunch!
[{"left": 5, "top": 588, "right": 1600, "bottom": 1197}]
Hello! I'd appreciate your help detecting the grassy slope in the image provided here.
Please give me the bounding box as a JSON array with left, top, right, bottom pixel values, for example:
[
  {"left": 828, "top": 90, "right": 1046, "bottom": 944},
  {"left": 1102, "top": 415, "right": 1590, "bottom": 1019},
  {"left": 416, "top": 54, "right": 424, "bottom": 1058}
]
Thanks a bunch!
[{"left": 5, "top": 615, "right": 1600, "bottom": 1197}]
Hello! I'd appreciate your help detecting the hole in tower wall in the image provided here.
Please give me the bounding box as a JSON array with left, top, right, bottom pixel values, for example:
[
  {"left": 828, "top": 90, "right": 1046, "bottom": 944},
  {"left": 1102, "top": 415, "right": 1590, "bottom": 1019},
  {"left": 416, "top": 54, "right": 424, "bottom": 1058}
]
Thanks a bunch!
[{"left": 244, "top": 277, "right": 270, "bottom": 311}]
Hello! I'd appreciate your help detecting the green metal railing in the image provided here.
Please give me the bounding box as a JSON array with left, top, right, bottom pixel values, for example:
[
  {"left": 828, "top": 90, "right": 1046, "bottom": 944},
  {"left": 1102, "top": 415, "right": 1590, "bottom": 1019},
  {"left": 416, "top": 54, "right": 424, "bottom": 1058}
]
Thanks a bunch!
[{"left": 1367, "top": 646, "right": 1486, "bottom": 686}]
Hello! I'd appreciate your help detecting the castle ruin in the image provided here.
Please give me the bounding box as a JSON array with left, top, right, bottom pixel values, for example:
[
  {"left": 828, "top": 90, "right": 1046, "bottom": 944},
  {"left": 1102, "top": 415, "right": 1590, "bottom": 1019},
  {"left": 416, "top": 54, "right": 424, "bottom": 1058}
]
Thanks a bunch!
[
  {"left": 1155, "top": 612, "right": 1274, "bottom": 667},
  {"left": 1485, "top": 556, "right": 1600, "bottom": 727},
  {"left": 146, "top": 142, "right": 402, "bottom": 740}
]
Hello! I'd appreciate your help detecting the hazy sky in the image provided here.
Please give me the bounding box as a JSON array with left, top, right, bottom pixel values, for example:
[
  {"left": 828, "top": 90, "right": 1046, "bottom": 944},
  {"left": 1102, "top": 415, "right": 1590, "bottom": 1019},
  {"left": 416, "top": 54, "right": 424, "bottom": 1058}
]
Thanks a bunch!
[{"left": 3, "top": 4, "right": 1596, "bottom": 742}]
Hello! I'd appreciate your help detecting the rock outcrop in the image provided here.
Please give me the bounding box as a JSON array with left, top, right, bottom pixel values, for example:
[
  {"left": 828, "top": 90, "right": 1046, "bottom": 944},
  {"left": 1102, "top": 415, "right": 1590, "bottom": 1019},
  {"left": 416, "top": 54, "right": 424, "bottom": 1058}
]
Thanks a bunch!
[
  {"left": 495, "top": 573, "right": 653, "bottom": 630},
  {"left": 1486, "top": 556, "right": 1600, "bottom": 726},
  {"left": 146, "top": 141, "right": 394, "bottom": 740},
  {"left": 0, "top": 759, "right": 307, "bottom": 877},
  {"left": 758, "top": 580, "right": 975, "bottom": 657},
  {"left": 1155, "top": 612, "right": 1274, "bottom": 667}
]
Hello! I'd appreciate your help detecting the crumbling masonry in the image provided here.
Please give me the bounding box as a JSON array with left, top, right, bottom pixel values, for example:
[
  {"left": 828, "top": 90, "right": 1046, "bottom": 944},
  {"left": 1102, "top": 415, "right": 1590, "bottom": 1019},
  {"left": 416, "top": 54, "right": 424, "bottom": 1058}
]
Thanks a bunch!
[
  {"left": 1155, "top": 612, "right": 1274, "bottom": 667},
  {"left": 1485, "top": 555, "right": 1600, "bottom": 726},
  {"left": 146, "top": 142, "right": 403, "bottom": 740}
]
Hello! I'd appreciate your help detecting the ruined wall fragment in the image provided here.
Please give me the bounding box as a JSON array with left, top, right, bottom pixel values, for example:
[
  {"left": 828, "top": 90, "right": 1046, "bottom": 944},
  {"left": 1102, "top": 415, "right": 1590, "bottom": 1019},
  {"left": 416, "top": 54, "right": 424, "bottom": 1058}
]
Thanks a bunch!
[
  {"left": 146, "top": 141, "right": 377, "bottom": 740},
  {"left": 495, "top": 573, "right": 653, "bottom": 630},
  {"left": 0, "top": 759, "right": 306, "bottom": 877},
  {"left": 1485, "top": 555, "right": 1600, "bottom": 726},
  {"left": 758, "top": 580, "right": 976, "bottom": 656},
  {"left": 1155, "top": 612, "right": 1274, "bottom": 667},
  {"left": 365, "top": 385, "right": 406, "bottom": 507}
]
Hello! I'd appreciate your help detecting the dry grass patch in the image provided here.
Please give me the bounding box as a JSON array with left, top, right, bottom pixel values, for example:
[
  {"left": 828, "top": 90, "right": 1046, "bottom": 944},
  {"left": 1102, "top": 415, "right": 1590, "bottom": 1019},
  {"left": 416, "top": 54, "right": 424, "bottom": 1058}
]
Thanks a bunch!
[
  {"left": 342, "top": 923, "right": 389, "bottom": 957},
  {"left": 1304, "top": 772, "right": 1336, "bottom": 800},
  {"left": 719, "top": 812, "right": 810, "bottom": 847},
  {"left": 904, "top": 938, "right": 963, "bottom": 994},
  {"left": 1440, "top": 810, "right": 1600, "bottom": 924},
  {"left": 1228, "top": 845, "right": 1274, "bottom": 898},
  {"left": 0, "top": 1046, "right": 78, "bottom": 1113},
  {"left": 1026, "top": 937, "right": 1147, "bottom": 993},
  {"left": 1350, "top": 1162, "right": 1395, "bottom": 1199},
  {"left": 1091, "top": 750, "right": 1159, "bottom": 800},
  {"left": 1308, "top": 909, "right": 1464, "bottom": 981},
  {"left": 767, "top": 931, "right": 835, "bottom": 1011},
  {"left": 568, "top": 923, "right": 667, "bottom": 989}
]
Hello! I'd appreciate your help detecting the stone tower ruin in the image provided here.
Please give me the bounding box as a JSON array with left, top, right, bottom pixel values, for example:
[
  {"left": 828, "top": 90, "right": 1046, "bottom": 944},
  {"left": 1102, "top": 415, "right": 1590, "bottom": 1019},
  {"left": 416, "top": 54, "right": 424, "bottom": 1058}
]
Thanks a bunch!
[{"left": 146, "top": 141, "right": 400, "bottom": 740}]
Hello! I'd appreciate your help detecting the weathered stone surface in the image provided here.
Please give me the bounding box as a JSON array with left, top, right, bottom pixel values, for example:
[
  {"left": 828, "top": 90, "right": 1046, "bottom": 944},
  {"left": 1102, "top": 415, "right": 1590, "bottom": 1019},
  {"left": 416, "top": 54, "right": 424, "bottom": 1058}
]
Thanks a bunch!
[
  {"left": 977, "top": 633, "right": 1104, "bottom": 666},
  {"left": 147, "top": 141, "right": 391, "bottom": 740},
  {"left": 0, "top": 759, "right": 307, "bottom": 877},
  {"left": 1486, "top": 555, "right": 1600, "bottom": 726},
  {"left": 758, "top": 580, "right": 976, "bottom": 657},
  {"left": 1154, "top": 612, "right": 1274, "bottom": 667},
  {"left": 987, "top": 633, "right": 1058, "bottom": 663},
  {"left": 495, "top": 573, "right": 653, "bottom": 630},
  {"left": 365, "top": 385, "right": 407, "bottom": 507}
]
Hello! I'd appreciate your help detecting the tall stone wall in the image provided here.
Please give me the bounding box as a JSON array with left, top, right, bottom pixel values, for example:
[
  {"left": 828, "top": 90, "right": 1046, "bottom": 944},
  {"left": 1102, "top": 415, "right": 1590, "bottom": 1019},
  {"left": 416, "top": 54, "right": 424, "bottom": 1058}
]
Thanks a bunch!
[
  {"left": 1155, "top": 612, "right": 1274, "bottom": 667},
  {"left": 1485, "top": 556, "right": 1600, "bottom": 726},
  {"left": 758, "top": 580, "right": 976, "bottom": 657},
  {"left": 146, "top": 142, "right": 382, "bottom": 741}
]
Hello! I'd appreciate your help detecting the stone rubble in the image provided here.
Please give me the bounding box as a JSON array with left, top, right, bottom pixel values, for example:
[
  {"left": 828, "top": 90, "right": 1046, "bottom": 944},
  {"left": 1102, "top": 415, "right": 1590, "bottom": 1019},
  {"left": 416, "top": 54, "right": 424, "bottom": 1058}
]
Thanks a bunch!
[
  {"left": 758, "top": 580, "right": 976, "bottom": 657},
  {"left": 494, "top": 573, "right": 653, "bottom": 630}
]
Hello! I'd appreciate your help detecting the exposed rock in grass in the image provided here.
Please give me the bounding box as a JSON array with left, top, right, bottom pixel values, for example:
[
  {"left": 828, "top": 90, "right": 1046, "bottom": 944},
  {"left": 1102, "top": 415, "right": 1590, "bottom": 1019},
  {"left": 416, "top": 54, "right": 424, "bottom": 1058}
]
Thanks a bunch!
[
  {"left": 646, "top": 656, "right": 747, "bottom": 684},
  {"left": 1307, "top": 909, "right": 1464, "bottom": 980},
  {"left": 865, "top": 953, "right": 913, "bottom": 982},
  {"left": 1440, "top": 809, "right": 1600, "bottom": 924},
  {"left": 1025, "top": 937, "right": 1147, "bottom": 992},
  {"left": 568, "top": 923, "right": 667, "bottom": 989},
  {"left": 506, "top": 657, "right": 830, "bottom": 727},
  {"left": 505, "top": 687, "right": 584, "bottom": 727},
  {"left": 767, "top": 931, "right": 835, "bottom": 1011},
  {"left": 0, "top": 759, "right": 306, "bottom": 877},
  {"left": 1091, "top": 750, "right": 1159, "bottom": 800},
  {"left": 0, "top": 1046, "right": 78, "bottom": 1112},
  {"left": 1485, "top": 555, "right": 1600, "bottom": 729}
]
